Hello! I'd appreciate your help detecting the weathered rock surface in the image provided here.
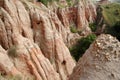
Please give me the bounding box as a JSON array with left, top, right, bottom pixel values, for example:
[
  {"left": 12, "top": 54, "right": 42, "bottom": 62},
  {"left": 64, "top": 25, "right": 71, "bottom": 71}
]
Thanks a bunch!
[
  {"left": 56, "top": 0, "right": 96, "bottom": 47},
  {"left": 0, "top": 0, "right": 96, "bottom": 80},
  {"left": 69, "top": 34, "right": 120, "bottom": 80},
  {"left": 77, "top": 0, "right": 96, "bottom": 30}
]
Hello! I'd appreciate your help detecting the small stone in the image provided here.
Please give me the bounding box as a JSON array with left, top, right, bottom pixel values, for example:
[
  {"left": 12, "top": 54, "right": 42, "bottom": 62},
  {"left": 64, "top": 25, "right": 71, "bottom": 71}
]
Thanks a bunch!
[{"left": 105, "top": 53, "right": 110, "bottom": 56}]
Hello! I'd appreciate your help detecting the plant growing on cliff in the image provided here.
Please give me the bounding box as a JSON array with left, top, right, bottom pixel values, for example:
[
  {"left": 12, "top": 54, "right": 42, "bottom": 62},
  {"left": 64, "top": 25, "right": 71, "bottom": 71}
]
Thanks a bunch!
[
  {"left": 38, "top": 0, "right": 59, "bottom": 6},
  {"left": 70, "top": 26, "right": 78, "bottom": 33},
  {"left": 89, "top": 23, "right": 97, "bottom": 32},
  {"left": 38, "top": 0, "right": 49, "bottom": 6},
  {"left": 70, "top": 23, "right": 79, "bottom": 33},
  {"left": 66, "top": 0, "right": 72, "bottom": 6},
  {"left": 70, "top": 34, "right": 97, "bottom": 61},
  {"left": 8, "top": 45, "right": 18, "bottom": 58}
]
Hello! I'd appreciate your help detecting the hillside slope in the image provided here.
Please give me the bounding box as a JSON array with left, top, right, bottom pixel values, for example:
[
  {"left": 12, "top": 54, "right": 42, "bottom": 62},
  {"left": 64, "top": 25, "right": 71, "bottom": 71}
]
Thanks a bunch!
[
  {"left": 96, "top": 3, "right": 120, "bottom": 40},
  {"left": 102, "top": 3, "right": 120, "bottom": 26}
]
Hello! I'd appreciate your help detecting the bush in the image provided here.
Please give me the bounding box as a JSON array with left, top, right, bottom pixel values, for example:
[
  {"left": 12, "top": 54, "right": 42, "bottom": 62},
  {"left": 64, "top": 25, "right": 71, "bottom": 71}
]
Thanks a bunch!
[
  {"left": 105, "top": 6, "right": 109, "bottom": 9},
  {"left": 66, "top": 0, "right": 71, "bottom": 6},
  {"left": 106, "top": 21, "right": 120, "bottom": 40},
  {"left": 8, "top": 46, "right": 18, "bottom": 58},
  {"left": 38, "top": 0, "right": 49, "bottom": 6},
  {"left": 70, "top": 23, "right": 79, "bottom": 33},
  {"left": 114, "top": 9, "right": 120, "bottom": 15},
  {"left": 70, "top": 26, "right": 78, "bottom": 33},
  {"left": 89, "top": 23, "right": 97, "bottom": 32},
  {"left": 38, "top": 0, "right": 59, "bottom": 6},
  {"left": 70, "top": 34, "right": 97, "bottom": 61}
]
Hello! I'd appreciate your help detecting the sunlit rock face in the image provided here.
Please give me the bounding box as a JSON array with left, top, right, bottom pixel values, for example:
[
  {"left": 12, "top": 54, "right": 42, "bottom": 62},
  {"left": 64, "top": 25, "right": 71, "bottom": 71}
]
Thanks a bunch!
[
  {"left": 0, "top": 0, "right": 96, "bottom": 80},
  {"left": 69, "top": 34, "right": 120, "bottom": 80},
  {"left": 56, "top": 0, "right": 96, "bottom": 47}
]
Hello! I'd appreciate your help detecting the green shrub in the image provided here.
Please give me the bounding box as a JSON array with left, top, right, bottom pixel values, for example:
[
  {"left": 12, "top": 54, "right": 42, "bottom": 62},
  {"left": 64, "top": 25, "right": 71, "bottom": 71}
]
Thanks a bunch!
[
  {"left": 66, "top": 0, "right": 71, "bottom": 6},
  {"left": 8, "top": 46, "right": 18, "bottom": 58},
  {"left": 106, "top": 21, "right": 120, "bottom": 41},
  {"left": 38, "top": 0, "right": 59, "bottom": 6},
  {"left": 70, "top": 26, "right": 78, "bottom": 33},
  {"left": 114, "top": 9, "right": 120, "bottom": 15},
  {"left": 38, "top": 0, "right": 49, "bottom": 6},
  {"left": 70, "top": 34, "right": 97, "bottom": 61},
  {"left": 101, "top": 3, "right": 120, "bottom": 26},
  {"left": 89, "top": 23, "right": 97, "bottom": 32},
  {"left": 70, "top": 23, "right": 79, "bottom": 33}
]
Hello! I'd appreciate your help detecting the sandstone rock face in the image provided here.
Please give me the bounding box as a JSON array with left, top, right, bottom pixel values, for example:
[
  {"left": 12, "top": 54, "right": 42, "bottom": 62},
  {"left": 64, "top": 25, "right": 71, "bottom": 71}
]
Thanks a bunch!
[
  {"left": 56, "top": 0, "right": 96, "bottom": 47},
  {"left": 77, "top": 0, "right": 96, "bottom": 30},
  {"left": 0, "top": 0, "right": 96, "bottom": 80},
  {"left": 69, "top": 34, "right": 120, "bottom": 80},
  {"left": 0, "top": 45, "right": 21, "bottom": 76}
]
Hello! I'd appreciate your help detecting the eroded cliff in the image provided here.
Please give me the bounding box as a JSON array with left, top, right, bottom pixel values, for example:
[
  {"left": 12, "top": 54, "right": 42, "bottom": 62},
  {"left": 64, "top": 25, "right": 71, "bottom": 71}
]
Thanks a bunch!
[{"left": 0, "top": 0, "right": 96, "bottom": 80}]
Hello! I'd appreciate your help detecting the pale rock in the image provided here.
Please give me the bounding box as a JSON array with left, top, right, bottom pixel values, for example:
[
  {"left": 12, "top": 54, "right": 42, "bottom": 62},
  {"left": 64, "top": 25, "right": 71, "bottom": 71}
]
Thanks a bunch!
[{"left": 69, "top": 34, "right": 120, "bottom": 80}]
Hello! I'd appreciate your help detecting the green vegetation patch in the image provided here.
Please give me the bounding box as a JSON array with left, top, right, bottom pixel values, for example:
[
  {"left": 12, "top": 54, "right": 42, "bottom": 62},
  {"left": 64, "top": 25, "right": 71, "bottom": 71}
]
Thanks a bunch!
[
  {"left": 70, "top": 26, "right": 78, "bottom": 33},
  {"left": 89, "top": 23, "right": 97, "bottom": 32},
  {"left": 70, "top": 34, "right": 97, "bottom": 61},
  {"left": 101, "top": 3, "right": 120, "bottom": 26},
  {"left": 99, "top": 3, "right": 120, "bottom": 40},
  {"left": 70, "top": 23, "right": 78, "bottom": 33},
  {"left": 8, "top": 46, "right": 18, "bottom": 58},
  {"left": 66, "top": 0, "right": 74, "bottom": 6},
  {"left": 70, "top": 23, "right": 82, "bottom": 34},
  {"left": 106, "top": 21, "right": 120, "bottom": 41},
  {"left": 38, "top": 0, "right": 59, "bottom": 6}
]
